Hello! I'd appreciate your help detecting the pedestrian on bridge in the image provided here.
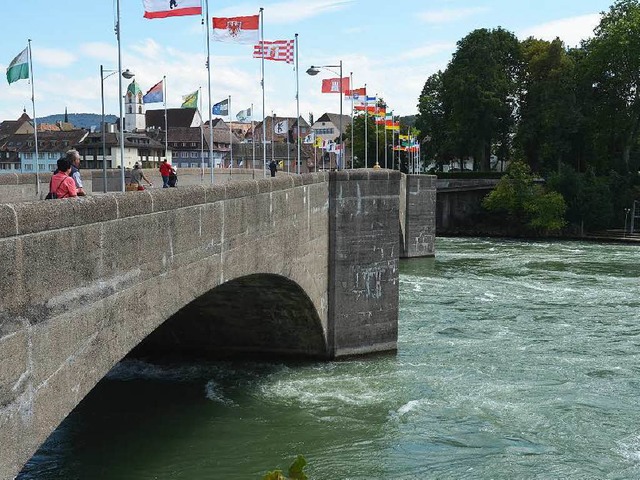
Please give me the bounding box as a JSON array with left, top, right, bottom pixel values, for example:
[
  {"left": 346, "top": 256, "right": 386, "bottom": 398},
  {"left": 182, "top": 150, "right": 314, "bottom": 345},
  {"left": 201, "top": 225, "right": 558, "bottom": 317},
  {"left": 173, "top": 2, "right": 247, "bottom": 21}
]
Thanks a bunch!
[
  {"left": 47, "top": 157, "right": 77, "bottom": 199},
  {"left": 67, "top": 149, "right": 86, "bottom": 196},
  {"left": 159, "top": 159, "right": 173, "bottom": 188}
]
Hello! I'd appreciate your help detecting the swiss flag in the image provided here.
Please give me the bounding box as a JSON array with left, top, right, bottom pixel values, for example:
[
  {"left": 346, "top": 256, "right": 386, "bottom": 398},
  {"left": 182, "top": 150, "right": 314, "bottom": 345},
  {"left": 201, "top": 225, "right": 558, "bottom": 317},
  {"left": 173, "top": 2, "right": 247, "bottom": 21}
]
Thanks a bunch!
[{"left": 321, "top": 77, "right": 350, "bottom": 94}]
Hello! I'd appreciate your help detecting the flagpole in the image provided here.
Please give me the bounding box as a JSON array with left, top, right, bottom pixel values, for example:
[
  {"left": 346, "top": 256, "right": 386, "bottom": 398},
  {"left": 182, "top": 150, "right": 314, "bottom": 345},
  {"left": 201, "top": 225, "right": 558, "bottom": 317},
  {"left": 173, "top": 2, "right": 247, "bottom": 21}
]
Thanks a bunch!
[
  {"left": 199, "top": 86, "right": 204, "bottom": 180},
  {"left": 375, "top": 93, "right": 379, "bottom": 168},
  {"left": 260, "top": 7, "right": 266, "bottom": 177},
  {"left": 384, "top": 109, "right": 389, "bottom": 169},
  {"left": 205, "top": 0, "right": 215, "bottom": 184},
  {"left": 295, "top": 33, "right": 300, "bottom": 175},
  {"left": 272, "top": 112, "right": 275, "bottom": 166},
  {"left": 163, "top": 75, "right": 168, "bottom": 160},
  {"left": 116, "top": 0, "right": 126, "bottom": 192},
  {"left": 392, "top": 115, "right": 395, "bottom": 170},
  {"left": 228, "top": 95, "right": 232, "bottom": 177},
  {"left": 364, "top": 83, "right": 368, "bottom": 168},
  {"left": 251, "top": 103, "right": 256, "bottom": 177},
  {"left": 350, "top": 71, "right": 354, "bottom": 169},
  {"left": 25, "top": 40, "right": 40, "bottom": 195}
]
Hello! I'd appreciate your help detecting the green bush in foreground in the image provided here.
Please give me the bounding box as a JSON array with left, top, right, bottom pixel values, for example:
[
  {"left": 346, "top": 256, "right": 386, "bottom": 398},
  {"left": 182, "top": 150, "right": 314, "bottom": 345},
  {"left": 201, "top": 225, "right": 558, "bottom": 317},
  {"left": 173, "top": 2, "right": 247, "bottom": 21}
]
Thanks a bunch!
[{"left": 263, "top": 455, "right": 308, "bottom": 480}]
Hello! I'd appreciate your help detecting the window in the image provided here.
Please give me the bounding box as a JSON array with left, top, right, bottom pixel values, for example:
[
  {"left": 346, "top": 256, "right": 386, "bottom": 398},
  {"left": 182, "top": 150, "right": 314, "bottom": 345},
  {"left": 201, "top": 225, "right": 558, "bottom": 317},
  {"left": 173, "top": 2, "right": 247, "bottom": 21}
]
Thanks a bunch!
[
  {"left": 24, "top": 164, "right": 33, "bottom": 171},
  {"left": 24, "top": 153, "right": 33, "bottom": 159},
  {"left": 38, "top": 164, "right": 45, "bottom": 171},
  {"left": 14, "top": 164, "right": 20, "bottom": 170},
  {"left": 190, "top": 152, "right": 198, "bottom": 158}
]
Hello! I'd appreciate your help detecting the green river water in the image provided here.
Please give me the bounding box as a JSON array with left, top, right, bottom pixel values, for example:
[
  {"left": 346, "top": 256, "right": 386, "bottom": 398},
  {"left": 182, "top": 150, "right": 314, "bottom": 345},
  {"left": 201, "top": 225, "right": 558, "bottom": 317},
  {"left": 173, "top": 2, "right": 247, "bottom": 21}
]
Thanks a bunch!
[{"left": 18, "top": 238, "right": 640, "bottom": 479}]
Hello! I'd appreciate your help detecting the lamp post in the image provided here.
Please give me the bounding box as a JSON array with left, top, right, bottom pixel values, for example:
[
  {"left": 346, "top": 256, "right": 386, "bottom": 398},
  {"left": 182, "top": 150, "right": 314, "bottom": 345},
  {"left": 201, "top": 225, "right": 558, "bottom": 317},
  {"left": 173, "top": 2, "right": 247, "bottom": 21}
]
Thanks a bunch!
[
  {"left": 624, "top": 208, "right": 631, "bottom": 237},
  {"left": 306, "top": 61, "right": 343, "bottom": 170},
  {"left": 100, "top": 65, "right": 134, "bottom": 193}
]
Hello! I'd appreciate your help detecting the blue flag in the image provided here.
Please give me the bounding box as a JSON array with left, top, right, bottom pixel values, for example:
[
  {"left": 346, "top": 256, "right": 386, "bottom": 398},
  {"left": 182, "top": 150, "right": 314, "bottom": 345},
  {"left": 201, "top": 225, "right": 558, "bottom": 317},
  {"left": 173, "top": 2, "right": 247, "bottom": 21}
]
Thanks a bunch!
[
  {"left": 212, "top": 98, "right": 229, "bottom": 116},
  {"left": 143, "top": 79, "right": 164, "bottom": 103}
]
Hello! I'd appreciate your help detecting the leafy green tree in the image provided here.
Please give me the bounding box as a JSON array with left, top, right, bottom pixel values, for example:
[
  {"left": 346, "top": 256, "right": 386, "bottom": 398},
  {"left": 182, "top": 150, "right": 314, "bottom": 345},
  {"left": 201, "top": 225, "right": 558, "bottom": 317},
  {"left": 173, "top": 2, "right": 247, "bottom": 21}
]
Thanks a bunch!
[
  {"left": 483, "top": 161, "right": 567, "bottom": 231},
  {"left": 581, "top": 0, "right": 640, "bottom": 173},
  {"left": 548, "top": 166, "right": 614, "bottom": 233},
  {"left": 415, "top": 71, "right": 449, "bottom": 170},
  {"left": 263, "top": 455, "right": 308, "bottom": 480},
  {"left": 441, "top": 27, "right": 522, "bottom": 170},
  {"left": 516, "top": 37, "right": 581, "bottom": 175},
  {"left": 346, "top": 106, "right": 387, "bottom": 168}
]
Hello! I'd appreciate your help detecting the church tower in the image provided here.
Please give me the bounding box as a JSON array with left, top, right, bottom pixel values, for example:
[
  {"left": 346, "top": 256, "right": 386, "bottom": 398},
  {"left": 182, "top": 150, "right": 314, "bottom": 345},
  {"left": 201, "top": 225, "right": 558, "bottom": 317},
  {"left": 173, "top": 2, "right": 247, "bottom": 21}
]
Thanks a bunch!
[{"left": 124, "top": 80, "right": 145, "bottom": 131}]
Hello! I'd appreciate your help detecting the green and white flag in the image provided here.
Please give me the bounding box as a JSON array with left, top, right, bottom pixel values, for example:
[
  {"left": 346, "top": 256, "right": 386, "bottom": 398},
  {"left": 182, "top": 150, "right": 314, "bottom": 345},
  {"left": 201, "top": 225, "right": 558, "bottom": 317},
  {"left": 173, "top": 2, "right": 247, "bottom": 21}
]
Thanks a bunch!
[
  {"left": 6, "top": 47, "right": 29, "bottom": 84},
  {"left": 181, "top": 90, "right": 198, "bottom": 109}
]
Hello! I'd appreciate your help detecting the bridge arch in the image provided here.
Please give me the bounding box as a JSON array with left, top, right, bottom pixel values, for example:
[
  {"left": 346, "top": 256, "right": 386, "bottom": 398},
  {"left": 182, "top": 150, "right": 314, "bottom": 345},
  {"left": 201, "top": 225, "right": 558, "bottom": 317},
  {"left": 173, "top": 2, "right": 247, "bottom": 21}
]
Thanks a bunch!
[{"left": 129, "top": 273, "right": 328, "bottom": 360}]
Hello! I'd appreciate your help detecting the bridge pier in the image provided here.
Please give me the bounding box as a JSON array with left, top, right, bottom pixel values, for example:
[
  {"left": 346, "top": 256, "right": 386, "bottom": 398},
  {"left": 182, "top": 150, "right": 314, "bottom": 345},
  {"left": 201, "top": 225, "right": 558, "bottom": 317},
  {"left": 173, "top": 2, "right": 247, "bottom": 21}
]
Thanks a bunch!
[{"left": 328, "top": 170, "right": 402, "bottom": 357}]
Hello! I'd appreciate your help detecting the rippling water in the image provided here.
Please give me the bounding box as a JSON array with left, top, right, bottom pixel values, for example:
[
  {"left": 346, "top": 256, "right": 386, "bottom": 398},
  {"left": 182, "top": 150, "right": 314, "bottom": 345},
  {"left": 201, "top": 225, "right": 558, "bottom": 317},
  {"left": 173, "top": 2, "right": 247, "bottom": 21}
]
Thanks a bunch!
[{"left": 19, "top": 238, "right": 640, "bottom": 479}]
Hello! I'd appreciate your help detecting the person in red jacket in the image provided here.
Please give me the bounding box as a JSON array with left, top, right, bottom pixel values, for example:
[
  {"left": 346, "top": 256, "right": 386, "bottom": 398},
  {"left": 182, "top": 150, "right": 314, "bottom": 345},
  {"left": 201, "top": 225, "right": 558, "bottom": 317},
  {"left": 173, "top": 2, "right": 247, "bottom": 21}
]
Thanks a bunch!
[
  {"left": 159, "top": 159, "right": 173, "bottom": 188},
  {"left": 49, "top": 157, "right": 78, "bottom": 199}
]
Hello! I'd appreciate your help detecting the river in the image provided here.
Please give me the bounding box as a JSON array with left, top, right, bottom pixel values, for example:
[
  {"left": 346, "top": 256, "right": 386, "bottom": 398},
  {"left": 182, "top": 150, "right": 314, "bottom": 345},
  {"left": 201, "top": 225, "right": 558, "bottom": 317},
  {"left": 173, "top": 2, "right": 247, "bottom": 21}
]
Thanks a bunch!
[{"left": 18, "top": 238, "right": 640, "bottom": 479}]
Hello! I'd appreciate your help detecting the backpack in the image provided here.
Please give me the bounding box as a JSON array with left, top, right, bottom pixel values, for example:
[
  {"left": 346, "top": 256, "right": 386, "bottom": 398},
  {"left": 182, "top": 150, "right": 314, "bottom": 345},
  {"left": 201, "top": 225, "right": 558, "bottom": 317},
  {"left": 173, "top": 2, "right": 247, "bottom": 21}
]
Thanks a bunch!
[{"left": 45, "top": 175, "right": 61, "bottom": 200}]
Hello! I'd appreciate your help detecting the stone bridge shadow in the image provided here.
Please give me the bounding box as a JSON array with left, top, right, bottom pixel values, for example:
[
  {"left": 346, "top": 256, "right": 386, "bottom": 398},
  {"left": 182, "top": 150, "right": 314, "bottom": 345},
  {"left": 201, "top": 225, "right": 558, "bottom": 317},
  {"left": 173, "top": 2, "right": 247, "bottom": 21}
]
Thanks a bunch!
[{"left": 130, "top": 273, "right": 327, "bottom": 361}]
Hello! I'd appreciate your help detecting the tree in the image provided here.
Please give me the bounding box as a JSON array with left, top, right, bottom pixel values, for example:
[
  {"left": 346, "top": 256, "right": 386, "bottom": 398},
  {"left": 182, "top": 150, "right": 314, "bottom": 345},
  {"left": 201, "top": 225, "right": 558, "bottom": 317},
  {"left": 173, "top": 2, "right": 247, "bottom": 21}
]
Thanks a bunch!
[
  {"left": 483, "top": 161, "right": 567, "bottom": 232},
  {"left": 441, "top": 27, "right": 522, "bottom": 171},
  {"left": 582, "top": 0, "right": 640, "bottom": 173},
  {"left": 516, "top": 37, "right": 581, "bottom": 175},
  {"left": 415, "top": 71, "right": 449, "bottom": 170},
  {"left": 345, "top": 109, "right": 386, "bottom": 168}
]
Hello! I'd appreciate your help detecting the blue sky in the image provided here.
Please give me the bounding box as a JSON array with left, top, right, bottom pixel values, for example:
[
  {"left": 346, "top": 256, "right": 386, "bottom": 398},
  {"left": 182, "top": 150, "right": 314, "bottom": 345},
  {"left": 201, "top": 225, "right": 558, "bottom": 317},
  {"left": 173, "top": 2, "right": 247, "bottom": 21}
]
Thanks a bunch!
[{"left": 0, "top": 0, "right": 614, "bottom": 124}]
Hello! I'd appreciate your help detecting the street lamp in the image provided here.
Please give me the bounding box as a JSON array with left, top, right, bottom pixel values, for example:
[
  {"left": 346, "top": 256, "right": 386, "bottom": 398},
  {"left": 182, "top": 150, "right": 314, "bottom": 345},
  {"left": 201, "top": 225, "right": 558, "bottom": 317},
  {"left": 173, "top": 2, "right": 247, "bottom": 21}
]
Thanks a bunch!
[
  {"left": 307, "top": 61, "right": 343, "bottom": 170},
  {"left": 100, "top": 65, "right": 134, "bottom": 193}
]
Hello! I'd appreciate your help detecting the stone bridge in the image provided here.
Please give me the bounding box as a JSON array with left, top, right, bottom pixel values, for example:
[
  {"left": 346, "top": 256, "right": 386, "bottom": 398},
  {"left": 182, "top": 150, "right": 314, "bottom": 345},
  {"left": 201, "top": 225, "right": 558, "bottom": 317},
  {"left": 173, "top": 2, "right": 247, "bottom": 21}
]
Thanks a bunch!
[{"left": 0, "top": 169, "right": 435, "bottom": 478}]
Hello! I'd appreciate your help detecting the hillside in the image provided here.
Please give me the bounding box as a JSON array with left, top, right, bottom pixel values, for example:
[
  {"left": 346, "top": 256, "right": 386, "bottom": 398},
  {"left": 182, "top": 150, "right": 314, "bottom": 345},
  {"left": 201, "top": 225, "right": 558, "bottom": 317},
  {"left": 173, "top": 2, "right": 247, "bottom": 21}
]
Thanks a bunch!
[{"left": 37, "top": 113, "right": 118, "bottom": 130}]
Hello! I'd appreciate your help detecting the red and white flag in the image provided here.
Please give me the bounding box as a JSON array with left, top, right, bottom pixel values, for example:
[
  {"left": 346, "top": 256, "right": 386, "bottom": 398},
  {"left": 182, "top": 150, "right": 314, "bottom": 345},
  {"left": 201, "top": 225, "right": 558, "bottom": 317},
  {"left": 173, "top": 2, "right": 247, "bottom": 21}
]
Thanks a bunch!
[
  {"left": 321, "top": 77, "right": 350, "bottom": 94},
  {"left": 142, "top": 0, "right": 202, "bottom": 19},
  {"left": 253, "top": 40, "right": 294, "bottom": 64},
  {"left": 212, "top": 15, "right": 260, "bottom": 44}
]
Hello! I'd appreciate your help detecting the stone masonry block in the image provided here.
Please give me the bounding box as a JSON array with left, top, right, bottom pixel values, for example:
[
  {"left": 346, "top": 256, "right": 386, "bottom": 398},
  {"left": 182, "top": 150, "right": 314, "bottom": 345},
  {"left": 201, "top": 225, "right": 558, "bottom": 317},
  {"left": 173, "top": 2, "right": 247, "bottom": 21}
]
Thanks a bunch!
[{"left": 0, "top": 204, "right": 17, "bottom": 238}]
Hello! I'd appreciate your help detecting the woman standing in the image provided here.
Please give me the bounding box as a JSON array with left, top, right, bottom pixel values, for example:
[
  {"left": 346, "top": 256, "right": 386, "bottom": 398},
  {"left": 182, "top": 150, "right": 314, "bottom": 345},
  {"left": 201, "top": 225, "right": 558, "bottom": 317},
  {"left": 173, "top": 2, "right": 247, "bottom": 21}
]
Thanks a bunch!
[{"left": 48, "top": 157, "right": 77, "bottom": 199}]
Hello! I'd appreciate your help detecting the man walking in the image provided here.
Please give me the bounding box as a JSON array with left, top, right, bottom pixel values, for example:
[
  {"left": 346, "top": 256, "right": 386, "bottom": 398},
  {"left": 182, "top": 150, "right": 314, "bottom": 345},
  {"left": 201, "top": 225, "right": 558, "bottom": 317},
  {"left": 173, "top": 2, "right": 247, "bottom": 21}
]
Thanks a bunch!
[
  {"left": 67, "top": 149, "right": 86, "bottom": 196},
  {"left": 159, "top": 159, "right": 173, "bottom": 188}
]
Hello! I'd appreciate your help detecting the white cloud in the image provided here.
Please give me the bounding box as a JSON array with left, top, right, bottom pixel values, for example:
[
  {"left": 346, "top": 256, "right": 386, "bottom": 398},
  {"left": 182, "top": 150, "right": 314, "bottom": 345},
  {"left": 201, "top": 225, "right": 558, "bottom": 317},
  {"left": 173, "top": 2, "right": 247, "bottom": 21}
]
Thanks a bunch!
[
  {"left": 418, "top": 7, "right": 488, "bottom": 24},
  {"left": 519, "top": 13, "right": 600, "bottom": 47},
  {"left": 33, "top": 48, "right": 77, "bottom": 68}
]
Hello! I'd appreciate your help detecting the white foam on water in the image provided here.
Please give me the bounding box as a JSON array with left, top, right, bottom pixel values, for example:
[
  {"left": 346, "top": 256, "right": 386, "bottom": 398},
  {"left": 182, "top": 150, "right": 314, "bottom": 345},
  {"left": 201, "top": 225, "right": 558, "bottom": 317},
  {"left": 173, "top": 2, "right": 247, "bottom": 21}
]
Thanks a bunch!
[
  {"left": 204, "top": 379, "right": 237, "bottom": 406},
  {"left": 616, "top": 434, "right": 640, "bottom": 463}
]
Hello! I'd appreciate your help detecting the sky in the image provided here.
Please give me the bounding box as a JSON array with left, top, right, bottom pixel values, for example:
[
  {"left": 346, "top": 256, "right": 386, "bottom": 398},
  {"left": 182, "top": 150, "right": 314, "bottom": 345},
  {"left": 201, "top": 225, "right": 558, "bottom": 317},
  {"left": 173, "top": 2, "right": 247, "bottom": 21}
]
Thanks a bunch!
[{"left": 0, "top": 0, "right": 615, "bottom": 125}]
